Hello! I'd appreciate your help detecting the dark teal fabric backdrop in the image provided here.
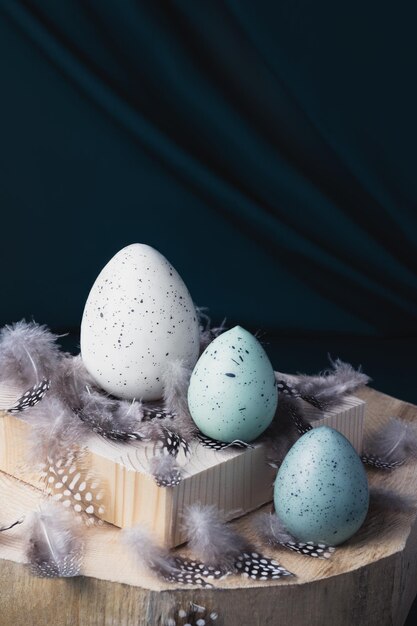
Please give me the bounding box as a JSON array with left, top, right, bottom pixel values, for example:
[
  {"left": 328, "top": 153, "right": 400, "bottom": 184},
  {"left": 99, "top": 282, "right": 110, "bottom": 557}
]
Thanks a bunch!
[{"left": 1, "top": 0, "right": 417, "bottom": 337}]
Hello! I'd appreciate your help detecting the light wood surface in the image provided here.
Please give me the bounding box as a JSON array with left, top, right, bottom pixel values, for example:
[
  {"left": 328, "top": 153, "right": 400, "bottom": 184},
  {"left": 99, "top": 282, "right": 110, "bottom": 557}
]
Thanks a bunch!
[
  {"left": 0, "top": 387, "right": 416, "bottom": 626},
  {"left": 0, "top": 388, "right": 363, "bottom": 546}
]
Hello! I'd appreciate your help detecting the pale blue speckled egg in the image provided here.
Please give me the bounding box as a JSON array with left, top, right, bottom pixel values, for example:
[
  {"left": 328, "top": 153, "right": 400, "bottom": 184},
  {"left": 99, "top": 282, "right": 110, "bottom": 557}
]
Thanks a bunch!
[
  {"left": 274, "top": 426, "right": 369, "bottom": 545},
  {"left": 187, "top": 326, "right": 278, "bottom": 443}
]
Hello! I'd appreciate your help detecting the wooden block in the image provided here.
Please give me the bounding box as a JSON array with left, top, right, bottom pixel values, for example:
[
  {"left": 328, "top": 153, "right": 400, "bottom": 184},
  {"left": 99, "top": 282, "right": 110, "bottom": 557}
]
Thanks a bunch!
[
  {"left": 304, "top": 395, "right": 365, "bottom": 454},
  {"left": 0, "top": 386, "right": 364, "bottom": 547}
]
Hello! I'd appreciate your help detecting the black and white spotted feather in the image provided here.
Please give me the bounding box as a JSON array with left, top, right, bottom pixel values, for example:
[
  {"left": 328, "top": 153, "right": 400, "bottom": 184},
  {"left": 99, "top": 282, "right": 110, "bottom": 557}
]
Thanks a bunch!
[
  {"left": 40, "top": 451, "right": 105, "bottom": 522},
  {"left": 165, "top": 602, "right": 220, "bottom": 625},
  {"left": 254, "top": 512, "right": 335, "bottom": 559},
  {"left": 183, "top": 504, "right": 294, "bottom": 579},
  {"left": 276, "top": 378, "right": 324, "bottom": 410},
  {"left": 123, "top": 525, "right": 212, "bottom": 587},
  {"left": 196, "top": 433, "right": 254, "bottom": 451},
  {"left": 26, "top": 501, "right": 84, "bottom": 577},
  {"left": 0, "top": 516, "right": 24, "bottom": 532},
  {"left": 362, "top": 417, "right": 417, "bottom": 470},
  {"left": 143, "top": 406, "right": 176, "bottom": 421},
  {"left": 159, "top": 427, "right": 190, "bottom": 459},
  {"left": 287, "top": 404, "right": 313, "bottom": 436},
  {"left": 7, "top": 379, "right": 50, "bottom": 413},
  {"left": 149, "top": 454, "right": 182, "bottom": 487}
]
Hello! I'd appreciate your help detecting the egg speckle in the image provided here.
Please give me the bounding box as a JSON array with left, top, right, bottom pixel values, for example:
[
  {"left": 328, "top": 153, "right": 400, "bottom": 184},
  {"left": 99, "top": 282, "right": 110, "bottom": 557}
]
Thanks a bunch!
[
  {"left": 187, "top": 326, "right": 278, "bottom": 442},
  {"left": 274, "top": 426, "right": 369, "bottom": 545},
  {"left": 80, "top": 243, "right": 200, "bottom": 400}
]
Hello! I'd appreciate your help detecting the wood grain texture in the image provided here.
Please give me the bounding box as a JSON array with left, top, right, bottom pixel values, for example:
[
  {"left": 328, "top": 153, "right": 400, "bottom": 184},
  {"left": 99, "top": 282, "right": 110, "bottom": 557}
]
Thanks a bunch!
[
  {"left": 0, "top": 388, "right": 363, "bottom": 546},
  {"left": 0, "top": 387, "right": 416, "bottom": 626}
]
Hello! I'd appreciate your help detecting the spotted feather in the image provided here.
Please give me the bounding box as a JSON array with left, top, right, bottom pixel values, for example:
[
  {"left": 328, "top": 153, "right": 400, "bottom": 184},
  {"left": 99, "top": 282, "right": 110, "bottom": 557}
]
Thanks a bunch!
[
  {"left": 361, "top": 453, "right": 405, "bottom": 470},
  {"left": 234, "top": 551, "right": 293, "bottom": 580},
  {"left": 196, "top": 433, "right": 254, "bottom": 451},
  {"left": 8, "top": 379, "right": 50, "bottom": 413},
  {"left": 75, "top": 408, "right": 146, "bottom": 442},
  {"left": 284, "top": 541, "right": 335, "bottom": 559},
  {"left": 288, "top": 405, "right": 313, "bottom": 435},
  {"left": 40, "top": 452, "right": 105, "bottom": 522}
]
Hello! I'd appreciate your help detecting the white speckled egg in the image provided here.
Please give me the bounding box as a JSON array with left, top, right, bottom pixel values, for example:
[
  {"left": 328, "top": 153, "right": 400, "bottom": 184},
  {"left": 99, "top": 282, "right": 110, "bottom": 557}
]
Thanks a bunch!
[
  {"left": 80, "top": 243, "right": 200, "bottom": 401},
  {"left": 274, "top": 426, "right": 369, "bottom": 545},
  {"left": 187, "top": 326, "right": 278, "bottom": 443}
]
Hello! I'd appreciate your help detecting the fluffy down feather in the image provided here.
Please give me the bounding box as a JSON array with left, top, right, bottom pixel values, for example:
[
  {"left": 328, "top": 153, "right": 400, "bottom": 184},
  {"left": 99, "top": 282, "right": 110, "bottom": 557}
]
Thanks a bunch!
[
  {"left": 277, "top": 358, "right": 370, "bottom": 410},
  {"left": 20, "top": 395, "right": 86, "bottom": 464},
  {"left": 197, "top": 307, "right": 226, "bottom": 352},
  {"left": 53, "top": 355, "right": 96, "bottom": 410},
  {"left": 254, "top": 512, "right": 336, "bottom": 559},
  {"left": 0, "top": 320, "right": 62, "bottom": 386},
  {"left": 122, "top": 525, "right": 211, "bottom": 587},
  {"left": 183, "top": 504, "right": 250, "bottom": 571},
  {"left": 26, "top": 501, "right": 84, "bottom": 577},
  {"left": 148, "top": 454, "right": 182, "bottom": 487},
  {"left": 183, "top": 505, "right": 294, "bottom": 579},
  {"left": 362, "top": 417, "right": 417, "bottom": 469},
  {"left": 161, "top": 359, "right": 197, "bottom": 440},
  {"left": 253, "top": 512, "right": 295, "bottom": 546}
]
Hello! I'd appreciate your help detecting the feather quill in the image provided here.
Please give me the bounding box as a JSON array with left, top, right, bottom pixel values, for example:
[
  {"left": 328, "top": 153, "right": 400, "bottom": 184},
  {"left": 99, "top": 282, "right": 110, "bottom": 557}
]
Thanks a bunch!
[
  {"left": 362, "top": 417, "right": 417, "bottom": 469},
  {"left": 122, "top": 524, "right": 212, "bottom": 587},
  {"left": 26, "top": 501, "right": 84, "bottom": 577},
  {"left": 0, "top": 516, "right": 24, "bottom": 532},
  {"left": 0, "top": 320, "right": 62, "bottom": 386}
]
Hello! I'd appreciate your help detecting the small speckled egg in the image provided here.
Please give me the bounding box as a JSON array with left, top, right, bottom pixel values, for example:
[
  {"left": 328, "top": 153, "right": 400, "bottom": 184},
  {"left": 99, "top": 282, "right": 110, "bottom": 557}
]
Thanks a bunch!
[
  {"left": 80, "top": 243, "right": 200, "bottom": 401},
  {"left": 187, "top": 326, "right": 278, "bottom": 443},
  {"left": 274, "top": 426, "right": 369, "bottom": 545}
]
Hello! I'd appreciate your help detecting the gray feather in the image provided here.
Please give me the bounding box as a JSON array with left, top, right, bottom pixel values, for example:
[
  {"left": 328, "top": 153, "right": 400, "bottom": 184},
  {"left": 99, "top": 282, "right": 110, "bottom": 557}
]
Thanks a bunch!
[
  {"left": 363, "top": 417, "right": 417, "bottom": 468},
  {"left": 197, "top": 307, "right": 227, "bottom": 352},
  {"left": 149, "top": 454, "right": 182, "bottom": 487},
  {"left": 123, "top": 525, "right": 211, "bottom": 587},
  {"left": 254, "top": 512, "right": 296, "bottom": 545},
  {"left": 0, "top": 320, "right": 62, "bottom": 386},
  {"left": 277, "top": 358, "right": 370, "bottom": 410},
  {"left": 183, "top": 504, "right": 250, "bottom": 571},
  {"left": 161, "top": 359, "right": 197, "bottom": 440},
  {"left": 26, "top": 501, "right": 84, "bottom": 577}
]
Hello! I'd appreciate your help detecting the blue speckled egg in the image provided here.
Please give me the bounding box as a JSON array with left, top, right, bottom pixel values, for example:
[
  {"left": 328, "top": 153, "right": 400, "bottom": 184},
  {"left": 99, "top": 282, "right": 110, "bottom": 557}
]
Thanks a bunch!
[
  {"left": 274, "top": 426, "right": 369, "bottom": 545},
  {"left": 187, "top": 326, "right": 278, "bottom": 443}
]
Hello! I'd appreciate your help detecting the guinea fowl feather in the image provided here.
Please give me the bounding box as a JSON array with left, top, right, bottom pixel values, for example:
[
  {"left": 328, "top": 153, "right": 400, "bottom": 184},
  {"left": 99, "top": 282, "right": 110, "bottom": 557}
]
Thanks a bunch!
[
  {"left": 122, "top": 525, "right": 212, "bottom": 587},
  {"left": 26, "top": 502, "right": 84, "bottom": 577},
  {"left": 182, "top": 504, "right": 295, "bottom": 578}
]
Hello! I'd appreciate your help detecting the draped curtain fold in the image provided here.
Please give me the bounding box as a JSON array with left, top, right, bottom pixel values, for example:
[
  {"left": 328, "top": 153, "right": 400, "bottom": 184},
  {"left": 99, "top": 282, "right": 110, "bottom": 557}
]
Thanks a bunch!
[{"left": 1, "top": 0, "right": 416, "bottom": 335}]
